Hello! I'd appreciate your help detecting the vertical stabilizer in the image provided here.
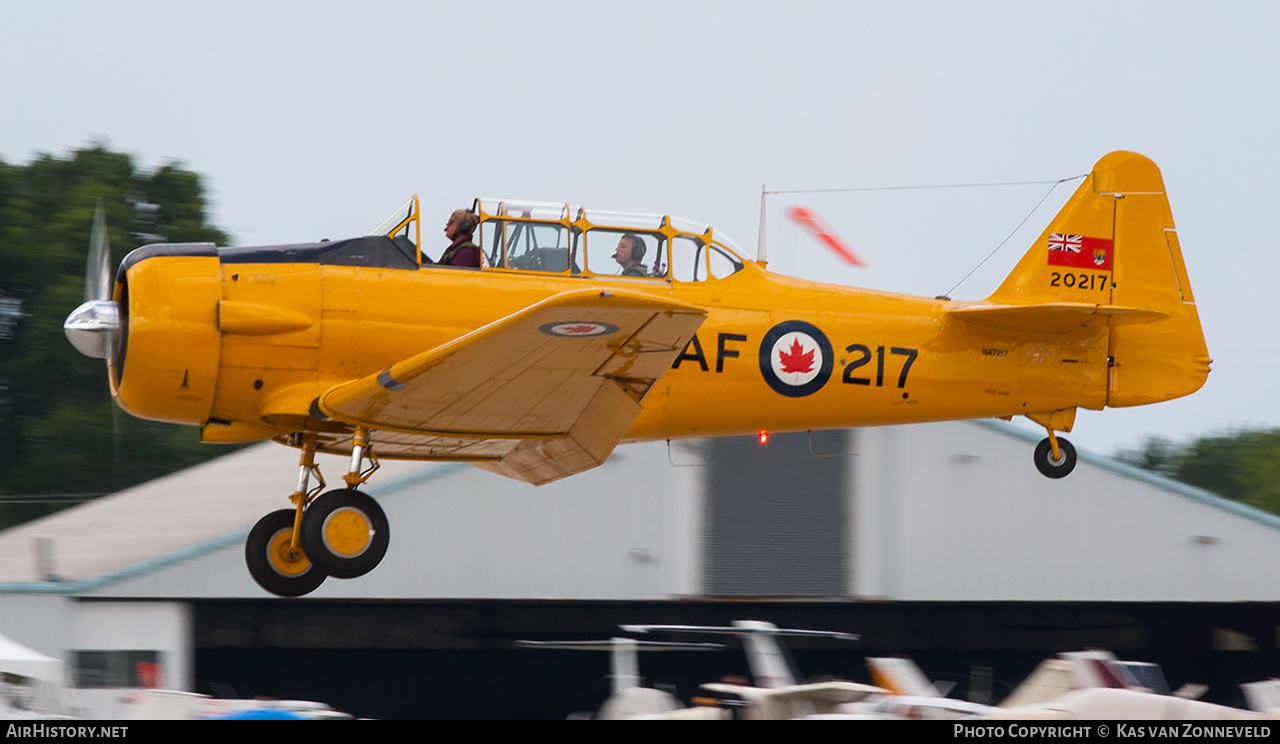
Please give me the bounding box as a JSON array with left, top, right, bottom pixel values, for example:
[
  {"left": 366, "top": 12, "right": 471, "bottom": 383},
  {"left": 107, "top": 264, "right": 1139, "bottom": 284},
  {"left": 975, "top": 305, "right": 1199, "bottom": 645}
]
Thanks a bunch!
[
  {"left": 867, "top": 656, "right": 941, "bottom": 697},
  {"left": 734, "top": 621, "right": 798, "bottom": 688},
  {"left": 989, "top": 151, "right": 1210, "bottom": 407}
]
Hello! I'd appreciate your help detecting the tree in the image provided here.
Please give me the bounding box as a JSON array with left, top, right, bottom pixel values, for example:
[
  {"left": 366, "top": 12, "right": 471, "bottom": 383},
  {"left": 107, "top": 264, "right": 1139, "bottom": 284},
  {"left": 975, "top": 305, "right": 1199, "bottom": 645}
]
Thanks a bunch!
[
  {"left": 0, "top": 145, "right": 236, "bottom": 528},
  {"left": 1117, "top": 429, "right": 1280, "bottom": 516},
  {"left": 1115, "top": 436, "right": 1180, "bottom": 478}
]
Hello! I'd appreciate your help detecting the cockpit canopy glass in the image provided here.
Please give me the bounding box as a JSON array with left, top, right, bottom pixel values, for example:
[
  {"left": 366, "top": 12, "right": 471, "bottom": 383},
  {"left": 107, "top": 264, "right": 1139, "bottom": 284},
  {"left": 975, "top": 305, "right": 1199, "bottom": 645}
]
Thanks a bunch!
[
  {"left": 484, "top": 220, "right": 574, "bottom": 273},
  {"left": 471, "top": 198, "right": 745, "bottom": 281}
]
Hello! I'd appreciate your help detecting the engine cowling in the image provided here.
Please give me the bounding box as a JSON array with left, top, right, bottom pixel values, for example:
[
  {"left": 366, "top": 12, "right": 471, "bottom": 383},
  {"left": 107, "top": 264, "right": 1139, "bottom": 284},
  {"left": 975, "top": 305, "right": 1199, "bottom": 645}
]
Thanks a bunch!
[{"left": 111, "top": 243, "right": 222, "bottom": 425}]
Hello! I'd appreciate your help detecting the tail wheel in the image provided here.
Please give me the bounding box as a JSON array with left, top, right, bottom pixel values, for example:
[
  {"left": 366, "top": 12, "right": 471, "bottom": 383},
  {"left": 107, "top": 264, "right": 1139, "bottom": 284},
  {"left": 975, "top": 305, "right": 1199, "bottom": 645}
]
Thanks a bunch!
[
  {"left": 1034, "top": 437, "right": 1077, "bottom": 479},
  {"left": 300, "top": 489, "right": 390, "bottom": 579},
  {"left": 245, "top": 509, "right": 326, "bottom": 597}
]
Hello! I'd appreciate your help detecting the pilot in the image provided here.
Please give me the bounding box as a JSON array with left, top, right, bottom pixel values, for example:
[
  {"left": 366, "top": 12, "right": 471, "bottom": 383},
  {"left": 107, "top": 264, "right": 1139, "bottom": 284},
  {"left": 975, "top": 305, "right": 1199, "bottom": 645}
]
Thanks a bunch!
[
  {"left": 613, "top": 233, "right": 648, "bottom": 277},
  {"left": 438, "top": 209, "right": 481, "bottom": 268}
]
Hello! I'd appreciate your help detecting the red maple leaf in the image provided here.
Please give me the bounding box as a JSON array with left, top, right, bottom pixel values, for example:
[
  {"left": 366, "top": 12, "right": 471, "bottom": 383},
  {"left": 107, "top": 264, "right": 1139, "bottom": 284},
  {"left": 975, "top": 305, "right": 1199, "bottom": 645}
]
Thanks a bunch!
[
  {"left": 560, "top": 324, "right": 598, "bottom": 335},
  {"left": 778, "top": 338, "right": 815, "bottom": 374}
]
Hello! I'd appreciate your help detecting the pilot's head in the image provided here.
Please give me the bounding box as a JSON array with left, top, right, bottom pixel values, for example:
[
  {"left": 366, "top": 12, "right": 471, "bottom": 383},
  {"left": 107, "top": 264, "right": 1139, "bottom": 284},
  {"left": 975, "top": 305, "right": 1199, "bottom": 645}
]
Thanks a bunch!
[
  {"left": 445, "top": 209, "right": 478, "bottom": 240},
  {"left": 613, "top": 233, "right": 646, "bottom": 267}
]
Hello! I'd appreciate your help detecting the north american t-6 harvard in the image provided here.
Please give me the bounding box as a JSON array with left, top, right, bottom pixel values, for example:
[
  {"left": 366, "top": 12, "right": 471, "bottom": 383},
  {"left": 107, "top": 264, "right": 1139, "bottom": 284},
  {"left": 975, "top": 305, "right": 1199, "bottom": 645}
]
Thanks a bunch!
[{"left": 64, "top": 152, "right": 1209, "bottom": 596}]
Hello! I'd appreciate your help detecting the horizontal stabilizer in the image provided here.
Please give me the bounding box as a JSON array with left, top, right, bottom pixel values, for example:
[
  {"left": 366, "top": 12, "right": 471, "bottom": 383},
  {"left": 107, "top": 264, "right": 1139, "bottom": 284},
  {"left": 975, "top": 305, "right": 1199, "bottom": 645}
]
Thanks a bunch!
[{"left": 949, "top": 302, "right": 1169, "bottom": 334}]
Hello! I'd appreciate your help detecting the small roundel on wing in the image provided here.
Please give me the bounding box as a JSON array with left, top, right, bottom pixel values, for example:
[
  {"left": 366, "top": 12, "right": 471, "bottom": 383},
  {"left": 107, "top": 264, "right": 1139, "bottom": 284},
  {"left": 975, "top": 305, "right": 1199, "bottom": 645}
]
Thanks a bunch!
[
  {"left": 538, "top": 321, "right": 620, "bottom": 338},
  {"left": 758, "top": 320, "right": 833, "bottom": 397}
]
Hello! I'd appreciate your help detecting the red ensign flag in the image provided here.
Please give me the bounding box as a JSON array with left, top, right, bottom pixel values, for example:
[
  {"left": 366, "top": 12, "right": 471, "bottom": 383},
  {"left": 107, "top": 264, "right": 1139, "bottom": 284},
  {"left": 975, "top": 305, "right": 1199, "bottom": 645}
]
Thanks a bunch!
[{"left": 1047, "top": 233, "right": 1113, "bottom": 271}]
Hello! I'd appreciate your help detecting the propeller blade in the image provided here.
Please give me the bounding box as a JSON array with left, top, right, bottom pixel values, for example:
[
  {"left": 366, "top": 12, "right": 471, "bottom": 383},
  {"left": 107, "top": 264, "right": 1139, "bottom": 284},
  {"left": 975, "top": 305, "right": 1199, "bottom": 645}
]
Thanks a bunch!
[
  {"left": 111, "top": 397, "right": 124, "bottom": 466},
  {"left": 787, "top": 205, "right": 867, "bottom": 268},
  {"left": 86, "top": 199, "right": 112, "bottom": 302}
]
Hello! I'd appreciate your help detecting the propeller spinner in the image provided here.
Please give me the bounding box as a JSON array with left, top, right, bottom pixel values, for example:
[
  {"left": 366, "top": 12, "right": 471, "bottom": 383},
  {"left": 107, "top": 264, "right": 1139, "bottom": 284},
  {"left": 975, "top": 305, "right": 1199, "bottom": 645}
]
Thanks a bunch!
[{"left": 64, "top": 200, "right": 122, "bottom": 360}]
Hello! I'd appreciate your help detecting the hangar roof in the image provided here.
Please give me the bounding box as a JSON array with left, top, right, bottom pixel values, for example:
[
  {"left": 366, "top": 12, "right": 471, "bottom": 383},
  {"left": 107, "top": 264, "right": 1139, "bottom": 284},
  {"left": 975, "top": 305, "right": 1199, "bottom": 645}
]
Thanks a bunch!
[{"left": 0, "top": 443, "right": 427, "bottom": 587}]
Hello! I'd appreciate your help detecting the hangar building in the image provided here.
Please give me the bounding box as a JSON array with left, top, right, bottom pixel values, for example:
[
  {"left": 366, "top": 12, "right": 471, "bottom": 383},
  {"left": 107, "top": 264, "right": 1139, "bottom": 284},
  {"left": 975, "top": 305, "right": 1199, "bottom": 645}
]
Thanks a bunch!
[{"left": 0, "top": 420, "right": 1276, "bottom": 718}]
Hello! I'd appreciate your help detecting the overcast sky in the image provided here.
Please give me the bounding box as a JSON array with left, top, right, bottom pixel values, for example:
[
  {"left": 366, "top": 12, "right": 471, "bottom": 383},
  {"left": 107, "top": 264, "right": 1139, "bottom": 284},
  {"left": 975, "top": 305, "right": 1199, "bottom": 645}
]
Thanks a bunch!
[{"left": 3, "top": 1, "right": 1277, "bottom": 456}]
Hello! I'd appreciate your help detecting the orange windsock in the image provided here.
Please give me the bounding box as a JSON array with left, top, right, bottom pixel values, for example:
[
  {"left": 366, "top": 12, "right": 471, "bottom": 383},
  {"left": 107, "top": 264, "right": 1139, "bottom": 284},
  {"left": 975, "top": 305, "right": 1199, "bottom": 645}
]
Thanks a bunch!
[{"left": 787, "top": 206, "right": 866, "bottom": 267}]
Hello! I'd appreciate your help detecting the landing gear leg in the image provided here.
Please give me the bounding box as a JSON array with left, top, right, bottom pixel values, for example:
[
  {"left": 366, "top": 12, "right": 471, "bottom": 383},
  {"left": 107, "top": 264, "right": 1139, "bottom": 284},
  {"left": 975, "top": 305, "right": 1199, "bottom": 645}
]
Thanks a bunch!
[
  {"left": 1034, "top": 429, "right": 1077, "bottom": 479},
  {"left": 300, "top": 427, "right": 391, "bottom": 579},
  {"left": 245, "top": 434, "right": 327, "bottom": 596}
]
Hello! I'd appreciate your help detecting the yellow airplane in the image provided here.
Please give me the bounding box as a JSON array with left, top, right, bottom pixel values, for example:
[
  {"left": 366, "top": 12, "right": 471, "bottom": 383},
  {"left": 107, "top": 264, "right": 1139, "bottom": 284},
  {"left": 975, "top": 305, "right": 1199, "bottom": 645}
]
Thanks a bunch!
[{"left": 63, "top": 151, "right": 1209, "bottom": 597}]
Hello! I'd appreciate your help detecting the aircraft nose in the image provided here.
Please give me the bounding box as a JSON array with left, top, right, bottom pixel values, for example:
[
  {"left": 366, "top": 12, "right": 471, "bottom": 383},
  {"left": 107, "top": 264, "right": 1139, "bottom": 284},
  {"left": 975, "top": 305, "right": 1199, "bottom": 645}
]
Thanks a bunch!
[{"left": 64, "top": 299, "right": 121, "bottom": 359}]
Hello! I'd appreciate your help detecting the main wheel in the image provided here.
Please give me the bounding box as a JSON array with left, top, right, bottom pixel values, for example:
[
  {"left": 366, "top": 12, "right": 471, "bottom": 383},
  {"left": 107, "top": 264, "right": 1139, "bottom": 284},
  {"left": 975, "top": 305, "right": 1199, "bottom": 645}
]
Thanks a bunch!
[
  {"left": 300, "top": 489, "right": 390, "bottom": 579},
  {"left": 245, "top": 509, "right": 326, "bottom": 597},
  {"left": 1034, "top": 437, "right": 1077, "bottom": 479}
]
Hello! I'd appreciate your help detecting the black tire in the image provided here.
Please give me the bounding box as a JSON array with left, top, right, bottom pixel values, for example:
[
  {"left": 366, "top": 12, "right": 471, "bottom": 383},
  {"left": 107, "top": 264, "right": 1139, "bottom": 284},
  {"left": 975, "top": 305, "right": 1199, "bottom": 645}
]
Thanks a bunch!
[
  {"left": 300, "top": 489, "right": 390, "bottom": 579},
  {"left": 1034, "top": 437, "right": 1077, "bottom": 479},
  {"left": 245, "top": 509, "right": 326, "bottom": 597}
]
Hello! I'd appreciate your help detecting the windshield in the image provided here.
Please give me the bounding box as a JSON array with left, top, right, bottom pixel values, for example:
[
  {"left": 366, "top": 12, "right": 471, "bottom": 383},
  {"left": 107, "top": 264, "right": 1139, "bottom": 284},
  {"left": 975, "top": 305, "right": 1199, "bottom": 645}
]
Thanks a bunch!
[{"left": 365, "top": 195, "right": 420, "bottom": 265}]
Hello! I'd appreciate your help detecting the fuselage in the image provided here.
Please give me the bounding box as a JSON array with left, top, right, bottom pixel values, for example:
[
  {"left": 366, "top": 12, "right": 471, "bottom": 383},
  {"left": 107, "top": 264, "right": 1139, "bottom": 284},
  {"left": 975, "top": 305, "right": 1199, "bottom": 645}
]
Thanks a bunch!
[
  {"left": 69, "top": 155, "right": 1208, "bottom": 597},
  {"left": 110, "top": 238, "right": 1108, "bottom": 451}
]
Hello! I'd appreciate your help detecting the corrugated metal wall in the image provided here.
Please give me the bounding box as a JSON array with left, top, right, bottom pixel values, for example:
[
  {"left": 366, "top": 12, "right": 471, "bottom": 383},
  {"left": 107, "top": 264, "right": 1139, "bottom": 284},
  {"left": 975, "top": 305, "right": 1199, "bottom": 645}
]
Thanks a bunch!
[{"left": 703, "top": 431, "right": 850, "bottom": 596}]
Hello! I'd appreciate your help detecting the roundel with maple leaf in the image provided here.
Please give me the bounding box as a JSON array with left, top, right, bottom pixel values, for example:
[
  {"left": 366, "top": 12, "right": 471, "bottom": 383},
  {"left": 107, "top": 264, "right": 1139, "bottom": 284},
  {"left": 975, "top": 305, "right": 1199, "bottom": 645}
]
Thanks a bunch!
[{"left": 758, "top": 320, "right": 834, "bottom": 397}]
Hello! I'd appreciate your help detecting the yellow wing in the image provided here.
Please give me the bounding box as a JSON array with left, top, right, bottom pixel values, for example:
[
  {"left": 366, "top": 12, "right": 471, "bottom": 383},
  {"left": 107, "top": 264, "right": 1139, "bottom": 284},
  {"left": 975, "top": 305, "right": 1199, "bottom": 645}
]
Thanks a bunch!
[{"left": 315, "top": 288, "right": 706, "bottom": 485}]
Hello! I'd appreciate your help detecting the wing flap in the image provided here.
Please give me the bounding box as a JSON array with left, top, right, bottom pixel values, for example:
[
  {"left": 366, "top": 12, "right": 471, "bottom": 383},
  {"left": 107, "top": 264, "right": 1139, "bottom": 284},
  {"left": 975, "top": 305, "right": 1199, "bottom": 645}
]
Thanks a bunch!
[
  {"left": 472, "top": 379, "right": 641, "bottom": 484},
  {"left": 316, "top": 288, "right": 705, "bottom": 484}
]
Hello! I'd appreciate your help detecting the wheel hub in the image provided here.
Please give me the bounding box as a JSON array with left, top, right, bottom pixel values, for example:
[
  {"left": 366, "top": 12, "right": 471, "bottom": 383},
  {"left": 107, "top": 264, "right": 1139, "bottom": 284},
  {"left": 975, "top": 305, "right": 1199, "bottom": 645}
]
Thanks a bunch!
[
  {"left": 323, "top": 507, "right": 373, "bottom": 557},
  {"left": 267, "top": 529, "right": 312, "bottom": 577}
]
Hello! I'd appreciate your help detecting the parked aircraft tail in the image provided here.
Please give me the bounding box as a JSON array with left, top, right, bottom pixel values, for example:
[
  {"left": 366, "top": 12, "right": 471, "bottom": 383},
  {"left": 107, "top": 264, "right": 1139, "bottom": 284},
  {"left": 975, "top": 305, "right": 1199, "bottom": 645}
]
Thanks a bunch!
[
  {"left": 867, "top": 656, "right": 945, "bottom": 698},
  {"left": 985, "top": 151, "right": 1210, "bottom": 407}
]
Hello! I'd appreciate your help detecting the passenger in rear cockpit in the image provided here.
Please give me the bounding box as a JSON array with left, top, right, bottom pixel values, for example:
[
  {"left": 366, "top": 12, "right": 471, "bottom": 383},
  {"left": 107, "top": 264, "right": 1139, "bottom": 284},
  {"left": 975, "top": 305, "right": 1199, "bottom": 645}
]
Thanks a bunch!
[
  {"left": 438, "top": 209, "right": 481, "bottom": 268},
  {"left": 613, "top": 233, "right": 648, "bottom": 277}
]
